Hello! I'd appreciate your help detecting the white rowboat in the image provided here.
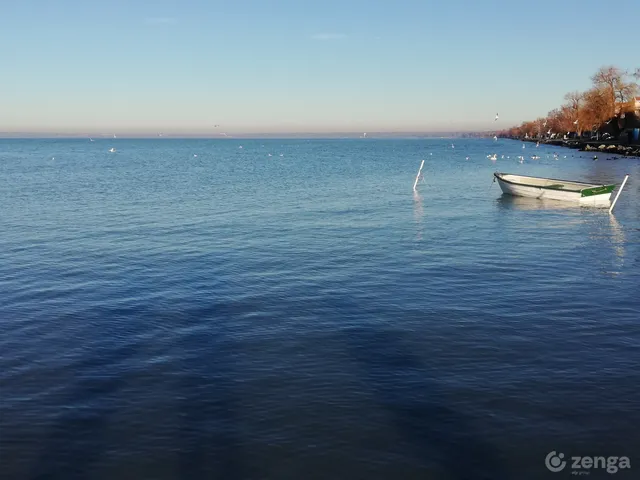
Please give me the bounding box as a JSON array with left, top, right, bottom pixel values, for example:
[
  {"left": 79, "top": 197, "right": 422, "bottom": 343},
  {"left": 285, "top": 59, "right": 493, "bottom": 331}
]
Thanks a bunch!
[{"left": 493, "top": 172, "right": 617, "bottom": 207}]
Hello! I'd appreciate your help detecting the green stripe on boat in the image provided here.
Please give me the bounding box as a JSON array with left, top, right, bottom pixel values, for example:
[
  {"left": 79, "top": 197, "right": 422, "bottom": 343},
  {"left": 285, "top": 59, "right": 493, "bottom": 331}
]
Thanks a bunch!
[{"left": 581, "top": 184, "right": 616, "bottom": 197}]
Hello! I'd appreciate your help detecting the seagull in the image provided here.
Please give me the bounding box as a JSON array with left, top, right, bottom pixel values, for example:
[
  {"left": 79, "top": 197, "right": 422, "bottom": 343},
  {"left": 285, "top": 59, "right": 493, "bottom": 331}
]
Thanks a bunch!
[
  {"left": 239, "top": 145, "right": 243, "bottom": 149},
  {"left": 193, "top": 154, "right": 197, "bottom": 157},
  {"left": 279, "top": 154, "right": 284, "bottom": 157},
  {"left": 268, "top": 153, "right": 272, "bottom": 157},
  {"left": 493, "top": 135, "right": 498, "bottom": 141},
  {"left": 109, "top": 148, "right": 116, "bottom": 153},
  {"left": 363, "top": 132, "right": 367, "bottom": 138},
  {"left": 573, "top": 119, "right": 579, "bottom": 125},
  {"left": 465, "top": 156, "right": 470, "bottom": 160},
  {"left": 89, "top": 137, "right": 94, "bottom": 142},
  {"left": 494, "top": 113, "right": 499, "bottom": 121},
  {"left": 451, "top": 144, "right": 455, "bottom": 149}
]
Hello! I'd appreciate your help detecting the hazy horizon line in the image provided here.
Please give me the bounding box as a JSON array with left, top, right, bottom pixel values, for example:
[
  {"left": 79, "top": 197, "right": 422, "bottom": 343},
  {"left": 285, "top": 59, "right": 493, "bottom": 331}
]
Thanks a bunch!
[{"left": 0, "top": 130, "right": 495, "bottom": 139}]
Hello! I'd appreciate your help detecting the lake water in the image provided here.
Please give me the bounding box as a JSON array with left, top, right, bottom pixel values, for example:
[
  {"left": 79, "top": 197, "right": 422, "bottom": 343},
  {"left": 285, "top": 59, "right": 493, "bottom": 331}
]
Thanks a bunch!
[{"left": 1, "top": 138, "right": 639, "bottom": 479}]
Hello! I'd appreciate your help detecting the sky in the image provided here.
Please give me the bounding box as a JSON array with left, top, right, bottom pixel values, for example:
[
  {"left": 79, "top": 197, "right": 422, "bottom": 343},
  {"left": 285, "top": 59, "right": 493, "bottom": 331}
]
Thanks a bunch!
[{"left": 1, "top": 0, "right": 639, "bottom": 135}]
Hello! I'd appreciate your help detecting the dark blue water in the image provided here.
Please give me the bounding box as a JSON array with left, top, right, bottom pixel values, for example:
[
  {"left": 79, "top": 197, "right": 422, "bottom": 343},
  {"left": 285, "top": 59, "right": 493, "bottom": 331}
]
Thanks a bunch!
[{"left": 1, "top": 138, "right": 639, "bottom": 479}]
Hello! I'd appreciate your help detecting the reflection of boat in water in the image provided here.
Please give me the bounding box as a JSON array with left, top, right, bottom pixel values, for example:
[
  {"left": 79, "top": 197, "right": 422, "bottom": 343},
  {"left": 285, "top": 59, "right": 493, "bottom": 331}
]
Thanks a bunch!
[
  {"left": 493, "top": 172, "right": 616, "bottom": 207},
  {"left": 495, "top": 194, "right": 586, "bottom": 211}
]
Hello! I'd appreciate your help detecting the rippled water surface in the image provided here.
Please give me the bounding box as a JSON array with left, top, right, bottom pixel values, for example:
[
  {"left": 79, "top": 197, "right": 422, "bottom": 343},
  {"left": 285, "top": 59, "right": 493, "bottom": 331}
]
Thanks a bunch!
[{"left": 1, "top": 138, "right": 640, "bottom": 479}]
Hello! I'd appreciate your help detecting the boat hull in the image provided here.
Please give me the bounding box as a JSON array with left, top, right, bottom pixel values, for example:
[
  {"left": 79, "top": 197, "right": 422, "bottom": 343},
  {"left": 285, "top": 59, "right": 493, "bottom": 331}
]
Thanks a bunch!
[{"left": 495, "top": 176, "right": 612, "bottom": 207}]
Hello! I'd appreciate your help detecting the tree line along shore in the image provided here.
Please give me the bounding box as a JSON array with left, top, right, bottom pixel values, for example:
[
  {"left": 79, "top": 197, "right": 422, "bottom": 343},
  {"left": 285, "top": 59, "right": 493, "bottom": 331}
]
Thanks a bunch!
[{"left": 496, "top": 66, "right": 640, "bottom": 158}]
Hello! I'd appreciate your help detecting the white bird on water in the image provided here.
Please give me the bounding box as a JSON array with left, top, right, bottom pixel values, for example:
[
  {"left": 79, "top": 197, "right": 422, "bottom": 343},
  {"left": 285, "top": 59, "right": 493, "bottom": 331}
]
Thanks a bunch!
[{"left": 109, "top": 148, "right": 116, "bottom": 153}]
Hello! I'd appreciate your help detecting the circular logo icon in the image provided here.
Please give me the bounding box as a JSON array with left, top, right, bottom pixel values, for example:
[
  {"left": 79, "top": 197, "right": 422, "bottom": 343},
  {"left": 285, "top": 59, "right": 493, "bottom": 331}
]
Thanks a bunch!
[{"left": 545, "top": 451, "right": 566, "bottom": 472}]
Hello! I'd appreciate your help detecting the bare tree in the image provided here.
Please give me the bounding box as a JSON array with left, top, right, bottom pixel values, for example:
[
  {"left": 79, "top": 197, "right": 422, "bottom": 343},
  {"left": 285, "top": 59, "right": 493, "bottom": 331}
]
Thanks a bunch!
[
  {"left": 564, "top": 91, "right": 582, "bottom": 119},
  {"left": 591, "top": 66, "right": 637, "bottom": 117}
]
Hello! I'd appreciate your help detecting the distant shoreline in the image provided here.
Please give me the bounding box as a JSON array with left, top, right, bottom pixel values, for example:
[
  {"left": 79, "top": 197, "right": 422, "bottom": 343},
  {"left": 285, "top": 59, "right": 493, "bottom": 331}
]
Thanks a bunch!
[{"left": 0, "top": 132, "right": 491, "bottom": 140}]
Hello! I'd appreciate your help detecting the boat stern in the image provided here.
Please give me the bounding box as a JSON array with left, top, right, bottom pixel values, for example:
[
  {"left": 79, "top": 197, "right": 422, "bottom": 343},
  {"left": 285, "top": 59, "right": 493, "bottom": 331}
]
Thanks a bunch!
[{"left": 579, "top": 184, "right": 616, "bottom": 207}]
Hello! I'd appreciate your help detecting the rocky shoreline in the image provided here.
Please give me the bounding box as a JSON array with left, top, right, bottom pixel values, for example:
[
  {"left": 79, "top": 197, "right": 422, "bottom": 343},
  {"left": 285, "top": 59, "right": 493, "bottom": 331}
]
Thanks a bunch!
[{"left": 511, "top": 137, "right": 640, "bottom": 158}]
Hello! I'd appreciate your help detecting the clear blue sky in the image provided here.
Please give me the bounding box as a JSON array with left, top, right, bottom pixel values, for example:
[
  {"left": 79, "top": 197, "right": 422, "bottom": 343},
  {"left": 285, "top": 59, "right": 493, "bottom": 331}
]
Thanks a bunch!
[{"left": 2, "top": 0, "right": 638, "bottom": 134}]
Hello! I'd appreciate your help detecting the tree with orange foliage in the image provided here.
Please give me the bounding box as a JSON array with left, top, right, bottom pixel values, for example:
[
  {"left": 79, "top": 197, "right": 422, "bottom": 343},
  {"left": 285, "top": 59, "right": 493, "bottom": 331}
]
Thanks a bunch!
[
  {"left": 546, "top": 107, "right": 572, "bottom": 136},
  {"left": 591, "top": 66, "right": 637, "bottom": 118},
  {"left": 580, "top": 87, "right": 611, "bottom": 133},
  {"left": 504, "top": 65, "right": 639, "bottom": 139}
]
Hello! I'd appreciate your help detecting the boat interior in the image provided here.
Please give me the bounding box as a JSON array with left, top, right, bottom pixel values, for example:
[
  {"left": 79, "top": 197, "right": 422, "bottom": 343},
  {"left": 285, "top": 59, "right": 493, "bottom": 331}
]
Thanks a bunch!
[{"left": 496, "top": 173, "right": 604, "bottom": 191}]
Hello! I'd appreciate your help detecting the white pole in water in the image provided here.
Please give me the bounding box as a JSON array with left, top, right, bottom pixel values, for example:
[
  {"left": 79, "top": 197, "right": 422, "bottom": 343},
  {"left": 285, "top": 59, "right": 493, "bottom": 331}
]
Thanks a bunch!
[
  {"left": 609, "top": 174, "right": 629, "bottom": 214},
  {"left": 413, "top": 160, "right": 425, "bottom": 191}
]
